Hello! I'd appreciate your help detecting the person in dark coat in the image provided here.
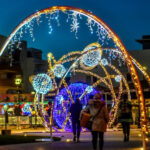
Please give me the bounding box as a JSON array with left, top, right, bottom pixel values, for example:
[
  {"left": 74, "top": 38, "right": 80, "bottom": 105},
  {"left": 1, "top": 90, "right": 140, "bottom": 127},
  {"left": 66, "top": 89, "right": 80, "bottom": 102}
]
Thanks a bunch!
[
  {"left": 118, "top": 94, "right": 132, "bottom": 142},
  {"left": 70, "top": 98, "right": 82, "bottom": 142}
]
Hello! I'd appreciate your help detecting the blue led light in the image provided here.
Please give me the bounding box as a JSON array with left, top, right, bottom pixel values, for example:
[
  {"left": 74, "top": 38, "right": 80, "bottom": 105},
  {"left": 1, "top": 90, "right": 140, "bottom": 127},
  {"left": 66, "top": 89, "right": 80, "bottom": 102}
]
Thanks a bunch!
[
  {"left": 32, "top": 73, "right": 52, "bottom": 94},
  {"left": 53, "top": 83, "right": 98, "bottom": 131},
  {"left": 53, "top": 64, "right": 66, "bottom": 78},
  {"left": 81, "top": 46, "right": 101, "bottom": 67}
]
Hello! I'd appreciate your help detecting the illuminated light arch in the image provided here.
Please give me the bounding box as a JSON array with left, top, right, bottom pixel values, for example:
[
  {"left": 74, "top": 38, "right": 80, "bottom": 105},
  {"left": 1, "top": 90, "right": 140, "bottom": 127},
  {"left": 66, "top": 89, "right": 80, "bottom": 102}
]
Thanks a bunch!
[
  {"left": 53, "top": 82, "right": 99, "bottom": 130},
  {"left": 0, "top": 6, "right": 148, "bottom": 134}
]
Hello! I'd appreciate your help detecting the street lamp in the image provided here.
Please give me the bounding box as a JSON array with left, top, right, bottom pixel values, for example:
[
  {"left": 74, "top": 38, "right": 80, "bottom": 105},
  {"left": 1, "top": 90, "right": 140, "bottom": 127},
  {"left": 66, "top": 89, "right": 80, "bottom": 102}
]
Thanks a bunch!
[
  {"left": 14, "top": 75, "right": 22, "bottom": 129},
  {"left": 15, "top": 75, "right": 22, "bottom": 102}
]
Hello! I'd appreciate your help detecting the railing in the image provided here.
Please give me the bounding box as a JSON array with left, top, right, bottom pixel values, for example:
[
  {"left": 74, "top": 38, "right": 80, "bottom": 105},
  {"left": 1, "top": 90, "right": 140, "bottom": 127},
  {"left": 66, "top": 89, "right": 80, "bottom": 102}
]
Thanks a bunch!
[{"left": 0, "top": 115, "right": 43, "bottom": 126}]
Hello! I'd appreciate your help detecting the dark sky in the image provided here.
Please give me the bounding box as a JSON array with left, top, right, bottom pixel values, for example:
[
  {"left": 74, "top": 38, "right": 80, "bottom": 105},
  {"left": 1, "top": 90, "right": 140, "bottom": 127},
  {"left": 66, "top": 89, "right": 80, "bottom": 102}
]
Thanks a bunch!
[{"left": 0, "top": 0, "right": 150, "bottom": 59}]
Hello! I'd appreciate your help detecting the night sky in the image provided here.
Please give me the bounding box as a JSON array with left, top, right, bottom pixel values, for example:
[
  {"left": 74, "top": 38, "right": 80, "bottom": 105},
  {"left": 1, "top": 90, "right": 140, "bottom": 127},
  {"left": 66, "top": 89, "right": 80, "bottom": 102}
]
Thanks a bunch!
[{"left": 0, "top": 0, "right": 150, "bottom": 59}]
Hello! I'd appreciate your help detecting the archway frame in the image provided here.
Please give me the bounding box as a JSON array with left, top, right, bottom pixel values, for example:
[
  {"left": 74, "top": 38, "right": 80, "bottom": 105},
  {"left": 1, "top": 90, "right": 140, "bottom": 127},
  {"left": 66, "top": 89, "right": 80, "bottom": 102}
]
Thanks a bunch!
[{"left": 0, "top": 6, "right": 148, "bottom": 133}]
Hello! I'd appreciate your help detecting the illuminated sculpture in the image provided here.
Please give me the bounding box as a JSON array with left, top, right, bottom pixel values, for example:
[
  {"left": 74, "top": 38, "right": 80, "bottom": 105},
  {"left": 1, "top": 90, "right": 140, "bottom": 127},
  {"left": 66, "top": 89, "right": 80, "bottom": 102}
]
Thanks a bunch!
[
  {"left": 33, "top": 73, "right": 52, "bottom": 94},
  {"left": 81, "top": 43, "right": 102, "bottom": 68},
  {"left": 53, "top": 64, "right": 66, "bottom": 78},
  {"left": 0, "top": 6, "right": 149, "bottom": 147},
  {"left": 53, "top": 82, "right": 98, "bottom": 130}
]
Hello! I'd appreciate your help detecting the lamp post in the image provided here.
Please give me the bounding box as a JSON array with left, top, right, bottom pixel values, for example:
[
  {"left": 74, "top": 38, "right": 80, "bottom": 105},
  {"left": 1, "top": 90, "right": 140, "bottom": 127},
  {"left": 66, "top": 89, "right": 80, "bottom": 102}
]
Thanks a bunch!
[
  {"left": 15, "top": 75, "right": 22, "bottom": 129},
  {"left": 15, "top": 76, "right": 22, "bottom": 103}
]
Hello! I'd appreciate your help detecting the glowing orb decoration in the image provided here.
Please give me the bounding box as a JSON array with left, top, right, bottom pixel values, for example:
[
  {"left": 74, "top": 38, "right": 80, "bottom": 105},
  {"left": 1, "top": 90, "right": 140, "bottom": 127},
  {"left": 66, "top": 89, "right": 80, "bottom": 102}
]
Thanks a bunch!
[
  {"left": 85, "top": 86, "right": 93, "bottom": 93},
  {"left": 101, "top": 58, "right": 108, "bottom": 66},
  {"left": 53, "top": 64, "right": 66, "bottom": 78},
  {"left": 81, "top": 43, "right": 102, "bottom": 68},
  {"left": 21, "top": 103, "right": 31, "bottom": 115},
  {"left": 53, "top": 82, "right": 98, "bottom": 130},
  {"left": 81, "top": 48, "right": 101, "bottom": 67},
  {"left": 33, "top": 73, "right": 52, "bottom": 94},
  {"left": 115, "top": 75, "right": 122, "bottom": 82}
]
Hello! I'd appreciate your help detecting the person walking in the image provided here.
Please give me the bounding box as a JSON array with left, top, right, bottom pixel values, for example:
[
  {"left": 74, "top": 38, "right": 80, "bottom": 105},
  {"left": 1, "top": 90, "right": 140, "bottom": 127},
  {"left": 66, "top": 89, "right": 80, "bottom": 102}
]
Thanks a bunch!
[
  {"left": 83, "top": 93, "right": 109, "bottom": 150},
  {"left": 118, "top": 94, "right": 132, "bottom": 142},
  {"left": 70, "top": 98, "right": 82, "bottom": 142}
]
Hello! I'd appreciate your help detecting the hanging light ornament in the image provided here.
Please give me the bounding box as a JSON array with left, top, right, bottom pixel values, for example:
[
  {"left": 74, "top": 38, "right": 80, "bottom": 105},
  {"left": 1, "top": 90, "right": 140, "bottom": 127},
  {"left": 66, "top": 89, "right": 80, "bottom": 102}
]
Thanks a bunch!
[
  {"left": 53, "top": 64, "right": 66, "bottom": 78},
  {"left": 32, "top": 73, "right": 52, "bottom": 94}
]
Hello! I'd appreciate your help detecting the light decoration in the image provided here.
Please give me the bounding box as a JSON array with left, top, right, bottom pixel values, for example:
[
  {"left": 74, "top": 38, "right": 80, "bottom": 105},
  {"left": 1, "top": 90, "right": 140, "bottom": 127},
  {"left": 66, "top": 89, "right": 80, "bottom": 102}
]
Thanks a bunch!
[
  {"left": 1, "top": 6, "right": 149, "bottom": 145},
  {"left": 80, "top": 43, "right": 102, "bottom": 69},
  {"left": 86, "top": 17, "right": 95, "bottom": 34},
  {"left": 101, "top": 58, "right": 108, "bottom": 66},
  {"left": 32, "top": 44, "right": 145, "bottom": 136},
  {"left": 56, "top": 95, "right": 64, "bottom": 104},
  {"left": 33, "top": 73, "right": 52, "bottom": 94},
  {"left": 53, "top": 64, "right": 66, "bottom": 78},
  {"left": 70, "top": 14, "right": 79, "bottom": 39},
  {"left": 53, "top": 82, "right": 98, "bottom": 130},
  {"left": 21, "top": 103, "right": 31, "bottom": 115},
  {"left": 115, "top": 75, "right": 122, "bottom": 82},
  {"left": 85, "top": 86, "right": 93, "bottom": 93},
  {"left": 3, "top": 104, "right": 8, "bottom": 111}
]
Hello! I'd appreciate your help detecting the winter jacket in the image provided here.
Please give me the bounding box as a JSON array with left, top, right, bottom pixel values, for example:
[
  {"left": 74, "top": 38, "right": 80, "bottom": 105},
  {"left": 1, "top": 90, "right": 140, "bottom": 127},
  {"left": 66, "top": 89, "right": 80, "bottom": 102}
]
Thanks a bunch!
[
  {"left": 70, "top": 102, "right": 82, "bottom": 122},
  {"left": 83, "top": 100, "right": 109, "bottom": 132},
  {"left": 118, "top": 100, "right": 132, "bottom": 123}
]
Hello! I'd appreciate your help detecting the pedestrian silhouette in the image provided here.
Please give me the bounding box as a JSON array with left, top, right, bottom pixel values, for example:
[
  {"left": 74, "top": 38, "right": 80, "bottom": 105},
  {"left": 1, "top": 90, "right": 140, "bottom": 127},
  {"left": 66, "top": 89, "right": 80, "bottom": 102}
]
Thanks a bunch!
[
  {"left": 70, "top": 98, "right": 82, "bottom": 142},
  {"left": 118, "top": 94, "right": 132, "bottom": 142}
]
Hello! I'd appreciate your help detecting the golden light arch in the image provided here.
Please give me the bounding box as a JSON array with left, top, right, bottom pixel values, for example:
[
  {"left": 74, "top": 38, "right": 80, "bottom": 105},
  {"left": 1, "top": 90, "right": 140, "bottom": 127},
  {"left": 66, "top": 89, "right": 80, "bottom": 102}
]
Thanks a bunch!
[{"left": 0, "top": 6, "right": 149, "bottom": 134}]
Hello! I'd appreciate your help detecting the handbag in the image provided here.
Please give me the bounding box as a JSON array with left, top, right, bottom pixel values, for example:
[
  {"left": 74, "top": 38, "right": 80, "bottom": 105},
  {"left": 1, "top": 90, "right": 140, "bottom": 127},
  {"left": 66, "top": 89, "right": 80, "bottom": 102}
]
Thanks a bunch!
[
  {"left": 80, "top": 108, "right": 102, "bottom": 130},
  {"left": 80, "top": 112, "right": 92, "bottom": 128}
]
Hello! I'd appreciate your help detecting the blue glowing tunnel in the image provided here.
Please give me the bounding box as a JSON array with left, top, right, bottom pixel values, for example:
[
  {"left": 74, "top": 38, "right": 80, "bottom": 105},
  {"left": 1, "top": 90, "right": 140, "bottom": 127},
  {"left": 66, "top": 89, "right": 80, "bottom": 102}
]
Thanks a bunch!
[{"left": 53, "top": 82, "right": 99, "bottom": 131}]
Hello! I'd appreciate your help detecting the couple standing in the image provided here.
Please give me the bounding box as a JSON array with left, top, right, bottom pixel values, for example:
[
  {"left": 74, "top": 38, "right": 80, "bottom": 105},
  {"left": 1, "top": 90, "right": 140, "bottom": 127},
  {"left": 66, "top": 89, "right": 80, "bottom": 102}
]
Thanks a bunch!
[{"left": 70, "top": 93, "right": 109, "bottom": 150}]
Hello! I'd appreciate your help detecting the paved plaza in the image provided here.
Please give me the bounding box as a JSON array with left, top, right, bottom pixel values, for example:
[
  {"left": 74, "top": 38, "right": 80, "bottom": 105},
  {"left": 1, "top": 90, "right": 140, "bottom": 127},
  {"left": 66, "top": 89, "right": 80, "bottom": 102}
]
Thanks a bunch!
[{"left": 0, "top": 129, "right": 149, "bottom": 150}]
